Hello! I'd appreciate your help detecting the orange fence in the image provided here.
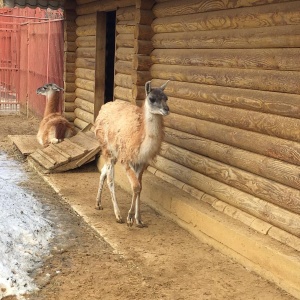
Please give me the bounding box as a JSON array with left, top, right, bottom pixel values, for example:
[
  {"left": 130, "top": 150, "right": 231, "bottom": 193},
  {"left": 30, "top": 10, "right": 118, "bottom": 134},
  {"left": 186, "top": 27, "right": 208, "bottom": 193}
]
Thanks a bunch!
[{"left": 0, "top": 7, "right": 63, "bottom": 116}]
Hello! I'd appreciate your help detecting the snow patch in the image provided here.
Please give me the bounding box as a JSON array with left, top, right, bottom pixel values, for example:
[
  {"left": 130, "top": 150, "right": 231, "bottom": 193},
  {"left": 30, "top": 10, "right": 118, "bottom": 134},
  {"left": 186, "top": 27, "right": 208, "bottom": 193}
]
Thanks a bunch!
[{"left": 0, "top": 153, "right": 53, "bottom": 299}]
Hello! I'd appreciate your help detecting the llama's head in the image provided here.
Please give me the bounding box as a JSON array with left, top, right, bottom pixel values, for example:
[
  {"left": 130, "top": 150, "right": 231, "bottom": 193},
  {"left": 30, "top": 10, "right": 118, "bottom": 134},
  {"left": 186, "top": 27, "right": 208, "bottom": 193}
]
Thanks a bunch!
[
  {"left": 36, "top": 83, "right": 63, "bottom": 96},
  {"left": 145, "top": 81, "right": 170, "bottom": 116}
]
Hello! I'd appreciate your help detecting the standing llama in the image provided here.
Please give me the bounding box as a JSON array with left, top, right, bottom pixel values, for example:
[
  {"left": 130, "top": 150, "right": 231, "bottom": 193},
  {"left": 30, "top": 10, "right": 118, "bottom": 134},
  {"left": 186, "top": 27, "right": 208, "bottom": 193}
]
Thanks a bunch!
[
  {"left": 36, "top": 83, "right": 76, "bottom": 147},
  {"left": 94, "top": 80, "right": 170, "bottom": 227}
]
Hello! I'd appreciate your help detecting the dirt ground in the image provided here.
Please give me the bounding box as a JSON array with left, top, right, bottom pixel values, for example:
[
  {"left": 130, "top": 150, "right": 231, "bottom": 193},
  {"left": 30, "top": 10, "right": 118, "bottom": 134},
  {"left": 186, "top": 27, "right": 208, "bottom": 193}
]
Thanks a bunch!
[{"left": 0, "top": 114, "right": 297, "bottom": 300}]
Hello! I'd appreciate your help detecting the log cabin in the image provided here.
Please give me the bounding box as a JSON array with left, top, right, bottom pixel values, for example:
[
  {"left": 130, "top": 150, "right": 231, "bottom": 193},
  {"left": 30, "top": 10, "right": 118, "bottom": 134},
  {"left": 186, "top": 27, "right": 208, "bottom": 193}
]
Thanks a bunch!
[{"left": 3, "top": 0, "right": 300, "bottom": 297}]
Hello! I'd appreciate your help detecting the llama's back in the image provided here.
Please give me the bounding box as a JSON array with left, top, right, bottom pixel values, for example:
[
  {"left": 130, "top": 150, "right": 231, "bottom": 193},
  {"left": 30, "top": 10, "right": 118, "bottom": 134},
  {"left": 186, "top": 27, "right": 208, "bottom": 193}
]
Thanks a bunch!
[{"left": 94, "top": 101, "right": 144, "bottom": 163}]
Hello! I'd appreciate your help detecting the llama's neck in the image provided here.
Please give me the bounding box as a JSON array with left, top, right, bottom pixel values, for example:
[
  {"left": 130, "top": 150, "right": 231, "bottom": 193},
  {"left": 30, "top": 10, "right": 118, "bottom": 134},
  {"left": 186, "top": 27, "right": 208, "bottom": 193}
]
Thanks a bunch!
[
  {"left": 43, "top": 91, "right": 60, "bottom": 117},
  {"left": 138, "top": 102, "right": 163, "bottom": 163}
]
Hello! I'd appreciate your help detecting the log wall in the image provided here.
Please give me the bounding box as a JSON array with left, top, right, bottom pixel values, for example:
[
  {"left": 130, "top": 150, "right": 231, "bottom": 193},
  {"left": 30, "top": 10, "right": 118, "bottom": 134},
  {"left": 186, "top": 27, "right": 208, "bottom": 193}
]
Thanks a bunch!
[
  {"left": 63, "top": 0, "right": 77, "bottom": 123},
  {"left": 150, "top": 0, "right": 300, "bottom": 248}
]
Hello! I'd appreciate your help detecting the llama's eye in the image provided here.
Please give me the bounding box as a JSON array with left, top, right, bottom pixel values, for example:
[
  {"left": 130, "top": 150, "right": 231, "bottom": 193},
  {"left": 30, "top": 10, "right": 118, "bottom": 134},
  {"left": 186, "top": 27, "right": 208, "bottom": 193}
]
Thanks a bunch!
[{"left": 149, "top": 97, "right": 156, "bottom": 103}]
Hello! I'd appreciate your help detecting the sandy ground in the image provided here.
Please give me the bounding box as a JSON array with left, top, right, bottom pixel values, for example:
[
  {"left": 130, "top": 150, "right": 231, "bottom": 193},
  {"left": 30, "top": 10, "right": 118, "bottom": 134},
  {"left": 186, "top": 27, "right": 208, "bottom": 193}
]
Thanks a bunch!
[{"left": 0, "top": 114, "right": 297, "bottom": 300}]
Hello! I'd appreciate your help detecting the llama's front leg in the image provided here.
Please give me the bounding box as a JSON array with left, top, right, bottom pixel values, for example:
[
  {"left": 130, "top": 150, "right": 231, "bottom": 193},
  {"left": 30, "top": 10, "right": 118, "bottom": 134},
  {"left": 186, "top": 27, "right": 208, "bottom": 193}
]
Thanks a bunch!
[
  {"left": 126, "top": 164, "right": 146, "bottom": 227},
  {"left": 106, "top": 163, "right": 123, "bottom": 223},
  {"left": 95, "top": 164, "right": 108, "bottom": 210}
]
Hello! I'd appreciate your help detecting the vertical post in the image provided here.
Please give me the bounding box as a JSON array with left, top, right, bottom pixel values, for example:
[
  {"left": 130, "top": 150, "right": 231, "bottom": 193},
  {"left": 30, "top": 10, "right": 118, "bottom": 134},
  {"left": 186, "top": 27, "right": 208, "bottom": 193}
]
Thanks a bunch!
[
  {"left": 26, "top": 23, "right": 30, "bottom": 117},
  {"left": 94, "top": 12, "right": 106, "bottom": 121},
  {"left": 46, "top": 19, "right": 51, "bottom": 83}
]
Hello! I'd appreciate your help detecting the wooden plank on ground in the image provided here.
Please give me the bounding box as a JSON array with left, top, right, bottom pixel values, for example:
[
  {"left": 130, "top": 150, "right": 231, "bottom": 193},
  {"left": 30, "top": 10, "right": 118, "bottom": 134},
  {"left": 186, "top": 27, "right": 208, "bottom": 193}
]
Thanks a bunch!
[{"left": 9, "top": 135, "right": 42, "bottom": 155}]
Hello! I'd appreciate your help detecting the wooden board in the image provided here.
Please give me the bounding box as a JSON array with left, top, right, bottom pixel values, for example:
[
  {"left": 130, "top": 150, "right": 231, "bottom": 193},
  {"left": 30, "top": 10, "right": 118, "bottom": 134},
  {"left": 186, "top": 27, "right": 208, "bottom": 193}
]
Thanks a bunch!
[
  {"left": 9, "top": 135, "right": 42, "bottom": 155},
  {"left": 10, "top": 131, "right": 100, "bottom": 173}
]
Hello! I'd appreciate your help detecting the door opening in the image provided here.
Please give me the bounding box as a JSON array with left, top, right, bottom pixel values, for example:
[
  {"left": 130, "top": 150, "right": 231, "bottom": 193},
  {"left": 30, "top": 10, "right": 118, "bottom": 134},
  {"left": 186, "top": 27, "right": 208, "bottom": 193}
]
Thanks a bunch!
[{"left": 104, "top": 11, "right": 116, "bottom": 103}]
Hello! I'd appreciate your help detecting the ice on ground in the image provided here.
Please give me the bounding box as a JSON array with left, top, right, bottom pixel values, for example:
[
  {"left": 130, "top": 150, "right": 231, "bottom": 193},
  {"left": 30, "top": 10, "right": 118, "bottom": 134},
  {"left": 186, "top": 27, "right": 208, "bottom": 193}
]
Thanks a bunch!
[{"left": 0, "top": 152, "right": 53, "bottom": 299}]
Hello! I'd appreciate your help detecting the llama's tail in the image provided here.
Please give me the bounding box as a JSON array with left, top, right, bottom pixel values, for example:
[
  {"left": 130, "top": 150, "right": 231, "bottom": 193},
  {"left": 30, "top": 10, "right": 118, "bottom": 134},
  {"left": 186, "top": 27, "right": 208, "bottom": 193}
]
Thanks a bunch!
[{"left": 55, "top": 122, "right": 75, "bottom": 141}]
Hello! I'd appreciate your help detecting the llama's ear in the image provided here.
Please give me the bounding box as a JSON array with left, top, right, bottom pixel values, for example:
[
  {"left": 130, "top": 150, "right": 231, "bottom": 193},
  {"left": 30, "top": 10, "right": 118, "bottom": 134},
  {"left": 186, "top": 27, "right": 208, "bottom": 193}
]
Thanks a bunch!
[
  {"left": 145, "top": 81, "right": 151, "bottom": 95},
  {"left": 160, "top": 80, "right": 170, "bottom": 91}
]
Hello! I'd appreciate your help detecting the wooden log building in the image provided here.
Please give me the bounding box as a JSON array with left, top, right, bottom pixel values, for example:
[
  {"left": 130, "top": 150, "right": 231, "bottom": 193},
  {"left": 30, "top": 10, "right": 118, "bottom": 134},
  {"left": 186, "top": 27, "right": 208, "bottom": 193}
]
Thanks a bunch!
[{"left": 3, "top": 0, "right": 300, "bottom": 297}]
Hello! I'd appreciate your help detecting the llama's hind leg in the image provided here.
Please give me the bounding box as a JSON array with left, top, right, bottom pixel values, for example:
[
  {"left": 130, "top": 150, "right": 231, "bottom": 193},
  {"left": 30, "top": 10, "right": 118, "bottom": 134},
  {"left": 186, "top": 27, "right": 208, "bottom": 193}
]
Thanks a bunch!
[
  {"left": 106, "top": 162, "right": 123, "bottom": 223},
  {"left": 95, "top": 164, "right": 108, "bottom": 210}
]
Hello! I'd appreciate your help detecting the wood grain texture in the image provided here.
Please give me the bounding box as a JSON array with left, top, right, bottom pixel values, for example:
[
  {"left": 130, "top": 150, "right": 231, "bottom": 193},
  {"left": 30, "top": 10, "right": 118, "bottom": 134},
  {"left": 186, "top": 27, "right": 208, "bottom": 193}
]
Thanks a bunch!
[
  {"left": 164, "top": 127, "right": 300, "bottom": 191},
  {"left": 151, "top": 79, "right": 300, "bottom": 118},
  {"left": 115, "top": 60, "right": 132, "bottom": 75},
  {"left": 152, "top": 2, "right": 300, "bottom": 33},
  {"left": 153, "top": 155, "right": 300, "bottom": 237},
  {"left": 165, "top": 113, "right": 300, "bottom": 166},
  {"left": 116, "top": 33, "right": 134, "bottom": 47},
  {"left": 76, "top": 13, "right": 96, "bottom": 26},
  {"left": 116, "top": 20, "right": 135, "bottom": 34},
  {"left": 151, "top": 48, "right": 300, "bottom": 71},
  {"left": 76, "top": 36, "right": 96, "bottom": 47},
  {"left": 152, "top": 25, "right": 300, "bottom": 49},
  {"left": 75, "top": 57, "right": 95, "bottom": 70},
  {"left": 160, "top": 141, "right": 300, "bottom": 215},
  {"left": 76, "top": 24, "right": 96, "bottom": 36},
  {"left": 75, "top": 78, "right": 95, "bottom": 92},
  {"left": 151, "top": 64, "right": 300, "bottom": 94},
  {"left": 114, "top": 73, "right": 132, "bottom": 88},
  {"left": 75, "top": 98, "right": 94, "bottom": 113},
  {"left": 75, "top": 68, "right": 95, "bottom": 81},
  {"left": 167, "top": 97, "right": 300, "bottom": 142},
  {"left": 76, "top": 47, "right": 95, "bottom": 58},
  {"left": 153, "top": 0, "right": 296, "bottom": 18},
  {"left": 75, "top": 88, "right": 95, "bottom": 103},
  {"left": 116, "top": 47, "right": 134, "bottom": 61},
  {"left": 116, "top": 6, "right": 135, "bottom": 21},
  {"left": 114, "top": 86, "right": 133, "bottom": 101},
  {"left": 75, "top": 107, "right": 94, "bottom": 124}
]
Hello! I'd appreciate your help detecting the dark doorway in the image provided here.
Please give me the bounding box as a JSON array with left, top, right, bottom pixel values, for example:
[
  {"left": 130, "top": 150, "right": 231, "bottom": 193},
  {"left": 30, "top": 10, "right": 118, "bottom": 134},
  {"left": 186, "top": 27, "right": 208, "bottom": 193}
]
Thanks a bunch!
[
  {"left": 104, "top": 11, "right": 116, "bottom": 103},
  {"left": 94, "top": 11, "right": 116, "bottom": 119}
]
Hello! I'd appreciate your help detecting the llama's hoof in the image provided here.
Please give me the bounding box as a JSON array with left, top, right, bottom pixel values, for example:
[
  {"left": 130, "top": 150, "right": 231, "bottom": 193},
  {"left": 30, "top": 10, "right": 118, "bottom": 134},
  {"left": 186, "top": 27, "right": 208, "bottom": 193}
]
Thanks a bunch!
[
  {"left": 116, "top": 216, "right": 123, "bottom": 224},
  {"left": 95, "top": 205, "right": 103, "bottom": 210},
  {"left": 127, "top": 215, "right": 134, "bottom": 227},
  {"left": 135, "top": 220, "right": 147, "bottom": 228}
]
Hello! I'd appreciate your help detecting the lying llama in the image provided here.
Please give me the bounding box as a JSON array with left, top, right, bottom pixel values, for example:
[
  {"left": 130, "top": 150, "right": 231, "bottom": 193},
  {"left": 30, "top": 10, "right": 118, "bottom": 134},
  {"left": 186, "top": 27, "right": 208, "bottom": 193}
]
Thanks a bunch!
[
  {"left": 36, "top": 83, "right": 76, "bottom": 147},
  {"left": 94, "top": 80, "right": 170, "bottom": 227}
]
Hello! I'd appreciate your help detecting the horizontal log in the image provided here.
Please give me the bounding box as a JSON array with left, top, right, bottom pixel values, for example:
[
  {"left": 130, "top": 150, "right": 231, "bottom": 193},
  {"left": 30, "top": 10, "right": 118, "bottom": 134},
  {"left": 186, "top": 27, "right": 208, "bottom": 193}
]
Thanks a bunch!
[
  {"left": 75, "top": 107, "right": 94, "bottom": 124},
  {"left": 65, "top": 20, "right": 77, "bottom": 32},
  {"left": 133, "top": 54, "right": 152, "bottom": 71},
  {"left": 152, "top": 2, "right": 300, "bottom": 33},
  {"left": 64, "top": 101, "right": 76, "bottom": 112},
  {"left": 76, "top": 47, "right": 95, "bottom": 58},
  {"left": 76, "top": 13, "right": 96, "bottom": 26},
  {"left": 168, "top": 97, "right": 300, "bottom": 142},
  {"left": 151, "top": 79, "right": 300, "bottom": 119},
  {"left": 152, "top": 24, "right": 300, "bottom": 49},
  {"left": 66, "top": 62, "right": 75, "bottom": 73},
  {"left": 64, "top": 72, "right": 76, "bottom": 82},
  {"left": 164, "top": 127, "right": 300, "bottom": 191},
  {"left": 75, "top": 0, "right": 94, "bottom": 5},
  {"left": 116, "top": 47, "right": 134, "bottom": 61},
  {"left": 114, "top": 73, "right": 132, "bottom": 89},
  {"left": 153, "top": 0, "right": 294, "bottom": 18},
  {"left": 64, "top": 41, "right": 77, "bottom": 52},
  {"left": 64, "top": 82, "right": 76, "bottom": 93},
  {"left": 132, "top": 84, "right": 146, "bottom": 100},
  {"left": 76, "top": 36, "right": 96, "bottom": 47},
  {"left": 268, "top": 227, "right": 300, "bottom": 252},
  {"left": 132, "top": 70, "right": 151, "bottom": 85},
  {"left": 160, "top": 141, "right": 300, "bottom": 215},
  {"left": 64, "top": 92, "right": 76, "bottom": 102},
  {"left": 134, "top": 24, "right": 153, "bottom": 40},
  {"left": 135, "top": 9, "right": 155, "bottom": 25},
  {"left": 75, "top": 97, "right": 94, "bottom": 113},
  {"left": 64, "top": 31, "right": 77, "bottom": 42},
  {"left": 134, "top": 40, "right": 153, "bottom": 55},
  {"left": 116, "top": 20, "right": 135, "bottom": 34},
  {"left": 75, "top": 88, "right": 94, "bottom": 103},
  {"left": 151, "top": 64, "right": 300, "bottom": 94},
  {"left": 74, "top": 117, "right": 89, "bottom": 130},
  {"left": 75, "top": 78, "right": 95, "bottom": 91},
  {"left": 153, "top": 155, "right": 300, "bottom": 237},
  {"left": 116, "top": 6, "right": 135, "bottom": 21},
  {"left": 116, "top": 33, "right": 134, "bottom": 48},
  {"left": 75, "top": 57, "right": 95, "bottom": 70},
  {"left": 64, "top": 112, "right": 76, "bottom": 122},
  {"left": 76, "top": 0, "right": 135, "bottom": 15},
  {"left": 75, "top": 68, "right": 95, "bottom": 81},
  {"left": 136, "top": 0, "right": 155, "bottom": 10},
  {"left": 115, "top": 60, "right": 132, "bottom": 75},
  {"left": 76, "top": 24, "right": 96, "bottom": 37},
  {"left": 64, "top": 51, "right": 76, "bottom": 63},
  {"left": 114, "top": 86, "right": 132, "bottom": 101},
  {"left": 165, "top": 113, "right": 300, "bottom": 166},
  {"left": 151, "top": 48, "right": 300, "bottom": 71}
]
